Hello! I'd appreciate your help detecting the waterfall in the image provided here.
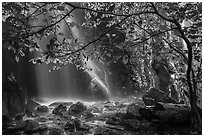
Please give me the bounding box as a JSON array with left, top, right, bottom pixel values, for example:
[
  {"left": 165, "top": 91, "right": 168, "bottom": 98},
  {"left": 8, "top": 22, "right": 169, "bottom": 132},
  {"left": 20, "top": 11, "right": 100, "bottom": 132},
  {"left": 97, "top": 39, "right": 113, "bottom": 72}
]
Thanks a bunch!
[{"left": 31, "top": 5, "right": 110, "bottom": 102}]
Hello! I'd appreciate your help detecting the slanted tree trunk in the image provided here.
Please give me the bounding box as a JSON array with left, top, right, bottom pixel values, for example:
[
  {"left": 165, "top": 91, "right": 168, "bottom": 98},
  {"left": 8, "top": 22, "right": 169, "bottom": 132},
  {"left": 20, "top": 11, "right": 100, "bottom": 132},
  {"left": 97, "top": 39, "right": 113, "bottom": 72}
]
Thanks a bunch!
[{"left": 175, "top": 21, "right": 202, "bottom": 133}]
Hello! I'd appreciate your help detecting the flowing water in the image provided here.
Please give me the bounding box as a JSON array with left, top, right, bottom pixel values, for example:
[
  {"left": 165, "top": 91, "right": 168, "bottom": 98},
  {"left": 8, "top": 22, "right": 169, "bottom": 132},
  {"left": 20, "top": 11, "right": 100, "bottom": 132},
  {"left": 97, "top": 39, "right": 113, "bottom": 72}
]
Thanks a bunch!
[{"left": 32, "top": 8, "right": 110, "bottom": 102}]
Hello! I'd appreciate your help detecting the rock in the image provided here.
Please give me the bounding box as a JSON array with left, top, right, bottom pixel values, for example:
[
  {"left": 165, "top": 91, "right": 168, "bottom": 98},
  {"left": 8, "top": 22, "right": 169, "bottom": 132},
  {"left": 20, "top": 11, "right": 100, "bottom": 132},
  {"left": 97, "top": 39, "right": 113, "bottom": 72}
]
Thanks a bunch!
[
  {"left": 68, "top": 102, "right": 87, "bottom": 115},
  {"left": 3, "top": 78, "right": 27, "bottom": 117},
  {"left": 103, "top": 100, "right": 111, "bottom": 104},
  {"left": 156, "top": 109, "right": 191, "bottom": 125},
  {"left": 49, "top": 102, "right": 73, "bottom": 108},
  {"left": 154, "top": 103, "right": 165, "bottom": 111},
  {"left": 36, "top": 105, "right": 49, "bottom": 113},
  {"left": 163, "top": 97, "right": 180, "bottom": 104},
  {"left": 15, "top": 113, "right": 25, "bottom": 121},
  {"left": 64, "top": 118, "right": 81, "bottom": 132},
  {"left": 121, "top": 119, "right": 141, "bottom": 130},
  {"left": 138, "top": 108, "right": 156, "bottom": 121},
  {"left": 174, "top": 110, "right": 191, "bottom": 125},
  {"left": 15, "top": 119, "right": 26, "bottom": 129},
  {"left": 52, "top": 104, "right": 67, "bottom": 116},
  {"left": 47, "top": 127, "right": 65, "bottom": 135},
  {"left": 34, "top": 116, "right": 48, "bottom": 123},
  {"left": 24, "top": 119, "right": 39, "bottom": 132},
  {"left": 88, "top": 106, "right": 101, "bottom": 113},
  {"left": 82, "top": 111, "right": 95, "bottom": 119},
  {"left": 126, "top": 103, "right": 140, "bottom": 116},
  {"left": 142, "top": 88, "right": 166, "bottom": 106},
  {"left": 152, "top": 60, "right": 171, "bottom": 92},
  {"left": 2, "top": 115, "right": 13, "bottom": 124},
  {"left": 106, "top": 117, "right": 121, "bottom": 125},
  {"left": 25, "top": 98, "right": 40, "bottom": 115},
  {"left": 2, "top": 115, "right": 15, "bottom": 133}
]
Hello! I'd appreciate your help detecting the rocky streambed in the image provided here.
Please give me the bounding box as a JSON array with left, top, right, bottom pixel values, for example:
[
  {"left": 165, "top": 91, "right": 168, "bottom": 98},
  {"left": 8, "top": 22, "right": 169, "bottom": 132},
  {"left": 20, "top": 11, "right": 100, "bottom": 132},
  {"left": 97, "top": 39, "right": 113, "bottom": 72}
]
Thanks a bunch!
[{"left": 2, "top": 96, "right": 194, "bottom": 135}]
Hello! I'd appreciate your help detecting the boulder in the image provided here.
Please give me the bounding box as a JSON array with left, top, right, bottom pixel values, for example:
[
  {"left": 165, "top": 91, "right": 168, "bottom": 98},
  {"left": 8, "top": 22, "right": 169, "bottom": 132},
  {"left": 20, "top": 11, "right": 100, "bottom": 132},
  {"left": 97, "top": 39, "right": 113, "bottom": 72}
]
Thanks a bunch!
[
  {"left": 36, "top": 105, "right": 49, "bottom": 113},
  {"left": 52, "top": 104, "right": 67, "bottom": 116},
  {"left": 68, "top": 102, "right": 87, "bottom": 115},
  {"left": 81, "top": 111, "right": 95, "bottom": 119},
  {"left": 4, "top": 90, "right": 27, "bottom": 117},
  {"left": 34, "top": 116, "right": 48, "bottom": 123},
  {"left": 154, "top": 103, "right": 165, "bottom": 111},
  {"left": 2, "top": 115, "right": 14, "bottom": 130},
  {"left": 49, "top": 102, "right": 73, "bottom": 108},
  {"left": 152, "top": 60, "right": 171, "bottom": 92},
  {"left": 138, "top": 107, "right": 156, "bottom": 121},
  {"left": 87, "top": 106, "right": 102, "bottom": 114},
  {"left": 15, "top": 113, "right": 25, "bottom": 121},
  {"left": 2, "top": 115, "right": 13, "bottom": 124},
  {"left": 126, "top": 103, "right": 140, "bottom": 116},
  {"left": 47, "top": 127, "right": 65, "bottom": 135},
  {"left": 64, "top": 118, "right": 81, "bottom": 132},
  {"left": 24, "top": 119, "right": 39, "bottom": 132},
  {"left": 142, "top": 88, "right": 166, "bottom": 106},
  {"left": 26, "top": 98, "right": 40, "bottom": 114}
]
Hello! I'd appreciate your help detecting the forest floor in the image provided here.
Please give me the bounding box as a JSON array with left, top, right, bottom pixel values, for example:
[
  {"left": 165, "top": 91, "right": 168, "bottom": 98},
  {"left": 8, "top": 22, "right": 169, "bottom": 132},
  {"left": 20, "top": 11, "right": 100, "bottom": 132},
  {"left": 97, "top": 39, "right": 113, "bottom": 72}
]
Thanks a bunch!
[{"left": 2, "top": 96, "right": 197, "bottom": 135}]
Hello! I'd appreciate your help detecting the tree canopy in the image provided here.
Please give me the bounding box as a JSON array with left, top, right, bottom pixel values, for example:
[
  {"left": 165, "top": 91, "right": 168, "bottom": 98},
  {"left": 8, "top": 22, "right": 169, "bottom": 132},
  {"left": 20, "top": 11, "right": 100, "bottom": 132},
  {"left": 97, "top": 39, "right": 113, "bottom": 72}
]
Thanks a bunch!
[{"left": 2, "top": 2, "right": 202, "bottom": 133}]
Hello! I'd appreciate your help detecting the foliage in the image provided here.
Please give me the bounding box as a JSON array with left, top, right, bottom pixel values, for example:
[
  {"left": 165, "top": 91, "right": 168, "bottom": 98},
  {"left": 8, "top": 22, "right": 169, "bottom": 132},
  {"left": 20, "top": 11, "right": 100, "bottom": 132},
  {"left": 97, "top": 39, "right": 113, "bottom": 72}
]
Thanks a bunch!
[{"left": 2, "top": 2, "right": 202, "bottom": 132}]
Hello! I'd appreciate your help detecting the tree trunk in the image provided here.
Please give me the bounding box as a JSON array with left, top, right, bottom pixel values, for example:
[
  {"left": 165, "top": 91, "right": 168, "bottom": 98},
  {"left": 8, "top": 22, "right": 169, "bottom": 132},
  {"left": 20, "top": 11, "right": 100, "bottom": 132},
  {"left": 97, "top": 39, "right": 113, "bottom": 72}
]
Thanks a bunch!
[{"left": 175, "top": 21, "right": 202, "bottom": 133}]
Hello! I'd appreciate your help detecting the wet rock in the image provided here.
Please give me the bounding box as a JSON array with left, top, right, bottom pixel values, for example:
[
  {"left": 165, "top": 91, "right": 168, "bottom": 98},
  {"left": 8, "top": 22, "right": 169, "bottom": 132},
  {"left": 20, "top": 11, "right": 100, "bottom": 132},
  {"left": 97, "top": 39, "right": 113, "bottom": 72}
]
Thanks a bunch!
[
  {"left": 61, "top": 111, "right": 72, "bottom": 119},
  {"left": 47, "top": 127, "right": 65, "bottom": 135},
  {"left": 126, "top": 103, "right": 140, "bottom": 116},
  {"left": 93, "top": 127, "right": 121, "bottom": 135},
  {"left": 106, "top": 117, "right": 121, "bottom": 125},
  {"left": 52, "top": 104, "right": 67, "bottom": 116},
  {"left": 68, "top": 102, "right": 87, "bottom": 115},
  {"left": 82, "top": 111, "right": 95, "bottom": 119},
  {"left": 36, "top": 105, "right": 49, "bottom": 113},
  {"left": 49, "top": 102, "right": 73, "bottom": 108},
  {"left": 103, "top": 100, "right": 111, "bottom": 104},
  {"left": 34, "top": 116, "right": 48, "bottom": 123},
  {"left": 64, "top": 118, "right": 81, "bottom": 132},
  {"left": 88, "top": 106, "right": 101, "bottom": 113},
  {"left": 26, "top": 98, "right": 40, "bottom": 114},
  {"left": 24, "top": 119, "right": 39, "bottom": 132}
]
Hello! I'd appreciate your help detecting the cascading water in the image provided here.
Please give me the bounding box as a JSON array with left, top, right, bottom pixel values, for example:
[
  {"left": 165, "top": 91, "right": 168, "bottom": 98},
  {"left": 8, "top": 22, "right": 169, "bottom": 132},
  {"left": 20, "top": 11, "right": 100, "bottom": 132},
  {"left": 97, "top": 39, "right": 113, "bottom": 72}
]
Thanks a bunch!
[
  {"left": 32, "top": 4, "right": 110, "bottom": 103},
  {"left": 83, "top": 57, "right": 110, "bottom": 101}
]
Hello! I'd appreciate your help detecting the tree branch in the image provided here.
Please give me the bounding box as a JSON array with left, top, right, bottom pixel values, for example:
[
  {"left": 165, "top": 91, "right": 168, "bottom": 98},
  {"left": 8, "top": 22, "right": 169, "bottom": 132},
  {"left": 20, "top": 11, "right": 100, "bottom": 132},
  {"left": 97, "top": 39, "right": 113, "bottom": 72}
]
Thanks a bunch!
[
  {"left": 25, "top": 7, "right": 76, "bottom": 39},
  {"left": 56, "top": 15, "right": 132, "bottom": 57},
  {"left": 27, "top": 3, "right": 47, "bottom": 19},
  {"left": 66, "top": 2, "right": 155, "bottom": 17},
  {"left": 130, "top": 27, "right": 177, "bottom": 47},
  {"left": 162, "top": 37, "right": 188, "bottom": 63},
  {"left": 150, "top": 2, "right": 175, "bottom": 23}
]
